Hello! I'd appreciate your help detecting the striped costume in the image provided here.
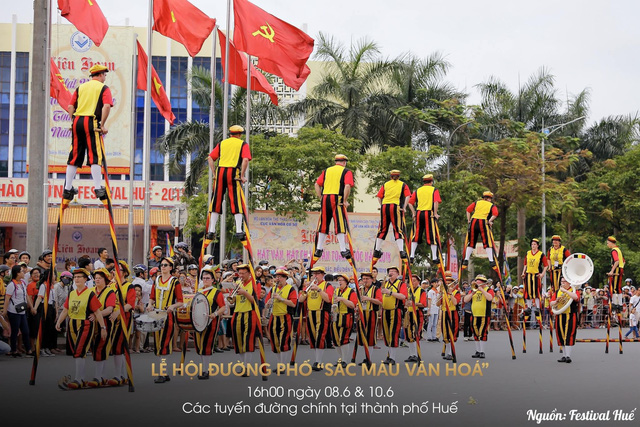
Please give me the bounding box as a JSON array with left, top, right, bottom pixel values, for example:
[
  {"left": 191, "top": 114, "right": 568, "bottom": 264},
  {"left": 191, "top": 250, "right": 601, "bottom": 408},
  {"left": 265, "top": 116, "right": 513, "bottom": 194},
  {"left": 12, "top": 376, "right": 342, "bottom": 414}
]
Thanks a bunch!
[{"left": 150, "top": 276, "right": 183, "bottom": 356}]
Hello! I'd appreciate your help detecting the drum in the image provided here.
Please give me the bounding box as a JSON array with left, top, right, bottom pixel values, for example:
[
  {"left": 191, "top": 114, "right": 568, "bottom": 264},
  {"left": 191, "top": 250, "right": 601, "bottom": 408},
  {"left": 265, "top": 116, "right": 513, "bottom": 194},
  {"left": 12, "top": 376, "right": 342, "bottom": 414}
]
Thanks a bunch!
[
  {"left": 135, "top": 310, "right": 167, "bottom": 333},
  {"left": 176, "top": 293, "right": 211, "bottom": 332}
]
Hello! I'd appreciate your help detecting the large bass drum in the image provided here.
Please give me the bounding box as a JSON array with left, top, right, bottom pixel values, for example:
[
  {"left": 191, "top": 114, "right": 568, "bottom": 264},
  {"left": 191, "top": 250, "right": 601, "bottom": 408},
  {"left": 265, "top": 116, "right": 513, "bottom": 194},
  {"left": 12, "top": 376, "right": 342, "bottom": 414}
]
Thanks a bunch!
[
  {"left": 176, "top": 293, "right": 211, "bottom": 332},
  {"left": 553, "top": 253, "right": 594, "bottom": 315}
]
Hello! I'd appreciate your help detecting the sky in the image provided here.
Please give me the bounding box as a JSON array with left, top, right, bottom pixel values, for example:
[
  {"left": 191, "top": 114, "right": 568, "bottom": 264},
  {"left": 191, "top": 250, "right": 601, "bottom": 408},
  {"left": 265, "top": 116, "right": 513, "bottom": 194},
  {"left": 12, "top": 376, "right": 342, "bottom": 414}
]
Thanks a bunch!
[{"left": 3, "top": 0, "right": 639, "bottom": 125}]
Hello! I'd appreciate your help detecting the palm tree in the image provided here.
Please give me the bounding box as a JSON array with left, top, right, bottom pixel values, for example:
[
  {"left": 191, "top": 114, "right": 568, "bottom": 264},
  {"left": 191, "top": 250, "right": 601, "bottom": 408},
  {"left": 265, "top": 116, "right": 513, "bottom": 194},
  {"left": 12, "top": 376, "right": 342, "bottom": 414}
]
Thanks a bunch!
[{"left": 157, "top": 65, "right": 285, "bottom": 195}]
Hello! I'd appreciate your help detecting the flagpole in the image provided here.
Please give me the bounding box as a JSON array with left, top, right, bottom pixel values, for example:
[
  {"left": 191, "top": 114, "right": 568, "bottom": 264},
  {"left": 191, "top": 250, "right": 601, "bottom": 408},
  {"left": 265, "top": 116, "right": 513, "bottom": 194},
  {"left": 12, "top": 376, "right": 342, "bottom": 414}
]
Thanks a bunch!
[
  {"left": 42, "top": 0, "right": 52, "bottom": 251},
  {"left": 207, "top": 26, "right": 217, "bottom": 257},
  {"left": 128, "top": 33, "right": 139, "bottom": 266},
  {"left": 219, "top": 0, "right": 232, "bottom": 264},
  {"left": 243, "top": 54, "right": 251, "bottom": 264},
  {"left": 143, "top": 0, "right": 154, "bottom": 266}
]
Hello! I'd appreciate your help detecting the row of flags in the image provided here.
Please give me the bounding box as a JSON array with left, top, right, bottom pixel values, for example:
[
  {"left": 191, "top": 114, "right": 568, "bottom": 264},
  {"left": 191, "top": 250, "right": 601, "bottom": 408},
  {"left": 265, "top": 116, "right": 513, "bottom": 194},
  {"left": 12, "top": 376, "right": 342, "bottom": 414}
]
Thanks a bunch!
[{"left": 51, "top": 0, "right": 314, "bottom": 119}]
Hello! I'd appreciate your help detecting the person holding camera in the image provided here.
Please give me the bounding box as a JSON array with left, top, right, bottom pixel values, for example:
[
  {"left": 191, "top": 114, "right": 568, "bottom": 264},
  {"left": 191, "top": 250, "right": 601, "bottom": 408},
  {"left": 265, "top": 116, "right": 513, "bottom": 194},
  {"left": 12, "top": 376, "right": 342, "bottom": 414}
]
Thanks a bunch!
[{"left": 2, "top": 264, "right": 34, "bottom": 357}]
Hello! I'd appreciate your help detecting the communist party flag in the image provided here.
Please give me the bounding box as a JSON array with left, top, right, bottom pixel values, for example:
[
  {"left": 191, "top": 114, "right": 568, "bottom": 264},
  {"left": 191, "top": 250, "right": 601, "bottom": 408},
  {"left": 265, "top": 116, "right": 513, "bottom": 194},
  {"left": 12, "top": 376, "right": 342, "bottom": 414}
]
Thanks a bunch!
[
  {"left": 232, "top": 0, "right": 313, "bottom": 89},
  {"left": 153, "top": 0, "right": 216, "bottom": 57},
  {"left": 218, "top": 29, "right": 278, "bottom": 105},
  {"left": 49, "top": 59, "right": 73, "bottom": 111},
  {"left": 136, "top": 41, "right": 176, "bottom": 125},
  {"left": 57, "top": 0, "right": 109, "bottom": 46}
]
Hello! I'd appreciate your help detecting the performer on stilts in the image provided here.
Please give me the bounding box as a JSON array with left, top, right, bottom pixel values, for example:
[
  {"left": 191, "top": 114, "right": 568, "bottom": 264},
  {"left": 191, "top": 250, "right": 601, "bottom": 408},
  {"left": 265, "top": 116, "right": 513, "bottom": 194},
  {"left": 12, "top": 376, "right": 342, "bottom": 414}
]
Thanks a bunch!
[
  {"left": 550, "top": 277, "right": 580, "bottom": 363},
  {"left": 55, "top": 268, "right": 108, "bottom": 390},
  {"left": 298, "top": 266, "right": 334, "bottom": 371},
  {"left": 463, "top": 274, "right": 494, "bottom": 359},
  {"left": 313, "top": 154, "right": 354, "bottom": 260},
  {"left": 205, "top": 125, "right": 251, "bottom": 243},
  {"left": 372, "top": 170, "right": 411, "bottom": 264},
  {"left": 62, "top": 64, "right": 113, "bottom": 202},
  {"left": 521, "top": 238, "right": 548, "bottom": 354},
  {"left": 265, "top": 269, "right": 297, "bottom": 366},
  {"left": 547, "top": 235, "right": 570, "bottom": 293},
  {"left": 356, "top": 272, "right": 382, "bottom": 365},
  {"left": 462, "top": 191, "right": 498, "bottom": 268},
  {"left": 194, "top": 268, "right": 227, "bottom": 380},
  {"left": 407, "top": 174, "right": 441, "bottom": 265}
]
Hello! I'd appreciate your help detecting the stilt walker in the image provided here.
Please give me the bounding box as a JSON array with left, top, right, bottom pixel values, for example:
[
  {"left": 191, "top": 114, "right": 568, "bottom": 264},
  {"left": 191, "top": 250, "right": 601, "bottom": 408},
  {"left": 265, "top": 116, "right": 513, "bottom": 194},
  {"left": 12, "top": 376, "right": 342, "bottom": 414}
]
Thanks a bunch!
[
  {"left": 520, "top": 238, "right": 548, "bottom": 354},
  {"left": 370, "top": 170, "right": 411, "bottom": 267},
  {"left": 407, "top": 174, "right": 442, "bottom": 265},
  {"left": 548, "top": 235, "right": 570, "bottom": 353}
]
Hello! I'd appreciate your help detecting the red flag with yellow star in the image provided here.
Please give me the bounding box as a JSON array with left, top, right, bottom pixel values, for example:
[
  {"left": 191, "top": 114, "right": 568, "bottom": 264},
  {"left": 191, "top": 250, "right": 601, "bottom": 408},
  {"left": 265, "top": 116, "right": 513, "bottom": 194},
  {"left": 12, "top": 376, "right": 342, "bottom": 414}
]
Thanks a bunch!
[
  {"left": 233, "top": 0, "right": 313, "bottom": 89},
  {"left": 136, "top": 41, "right": 176, "bottom": 125},
  {"left": 49, "top": 58, "right": 73, "bottom": 111},
  {"left": 153, "top": 0, "right": 216, "bottom": 57},
  {"left": 57, "top": 0, "right": 109, "bottom": 46}
]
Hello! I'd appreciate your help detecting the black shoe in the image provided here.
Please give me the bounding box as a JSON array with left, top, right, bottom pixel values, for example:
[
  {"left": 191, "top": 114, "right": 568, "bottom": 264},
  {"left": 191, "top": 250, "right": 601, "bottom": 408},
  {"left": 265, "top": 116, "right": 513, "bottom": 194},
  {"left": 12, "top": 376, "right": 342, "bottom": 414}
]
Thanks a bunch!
[
  {"left": 94, "top": 187, "right": 108, "bottom": 201},
  {"left": 338, "top": 361, "right": 347, "bottom": 368},
  {"left": 235, "top": 232, "right": 246, "bottom": 241},
  {"left": 340, "top": 250, "right": 352, "bottom": 259},
  {"left": 399, "top": 251, "right": 408, "bottom": 259},
  {"left": 311, "top": 362, "right": 323, "bottom": 371},
  {"left": 443, "top": 354, "right": 453, "bottom": 360},
  {"left": 471, "top": 352, "right": 481, "bottom": 358},
  {"left": 198, "top": 372, "right": 210, "bottom": 380},
  {"left": 410, "top": 257, "right": 415, "bottom": 264},
  {"left": 373, "top": 249, "right": 383, "bottom": 258},
  {"left": 384, "top": 357, "right": 396, "bottom": 365},
  {"left": 205, "top": 232, "right": 216, "bottom": 241},
  {"left": 489, "top": 260, "right": 496, "bottom": 268},
  {"left": 314, "top": 249, "right": 323, "bottom": 258},
  {"left": 214, "top": 348, "right": 224, "bottom": 353},
  {"left": 557, "top": 357, "right": 567, "bottom": 363},
  {"left": 241, "top": 372, "right": 249, "bottom": 377},
  {"left": 164, "top": 376, "right": 171, "bottom": 382},
  {"left": 478, "top": 352, "right": 485, "bottom": 359},
  {"left": 404, "top": 355, "right": 418, "bottom": 363},
  {"left": 358, "top": 358, "right": 368, "bottom": 366},
  {"left": 462, "top": 259, "right": 468, "bottom": 267},
  {"left": 62, "top": 187, "right": 78, "bottom": 201},
  {"left": 432, "top": 257, "right": 440, "bottom": 265},
  {"left": 565, "top": 357, "right": 572, "bottom": 363},
  {"left": 154, "top": 376, "right": 166, "bottom": 383}
]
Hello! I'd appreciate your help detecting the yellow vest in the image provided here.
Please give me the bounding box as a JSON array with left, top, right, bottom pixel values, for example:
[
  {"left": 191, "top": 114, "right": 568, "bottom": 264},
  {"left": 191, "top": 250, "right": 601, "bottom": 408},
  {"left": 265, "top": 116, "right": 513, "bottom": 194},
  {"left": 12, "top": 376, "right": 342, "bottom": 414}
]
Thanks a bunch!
[
  {"left": 526, "top": 250, "right": 544, "bottom": 274},
  {"left": 68, "top": 287, "right": 95, "bottom": 320},
  {"left": 74, "top": 79, "right": 106, "bottom": 117},
  {"left": 322, "top": 165, "right": 347, "bottom": 196},
  {"left": 442, "top": 289, "right": 459, "bottom": 312},
  {"left": 307, "top": 281, "right": 328, "bottom": 311},
  {"left": 154, "top": 276, "right": 178, "bottom": 310},
  {"left": 406, "top": 287, "right": 424, "bottom": 313},
  {"left": 0, "top": 281, "right": 5, "bottom": 313},
  {"left": 234, "top": 279, "right": 255, "bottom": 313},
  {"left": 471, "top": 289, "right": 491, "bottom": 317},
  {"left": 548, "top": 246, "right": 567, "bottom": 269},
  {"left": 471, "top": 200, "right": 494, "bottom": 220},
  {"left": 381, "top": 180, "right": 406, "bottom": 205},
  {"left": 382, "top": 279, "right": 402, "bottom": 310},
  {"left": 203, "top": 288, "right": 222, "bottom": 311},
  {"left": 612, "top": 247, "right": 625, "bottom": 268},
  {"left": 336, "top": 287, "right": 354, "bottom": 314},
  {"left": 271, "top": 284, "right": 293, "bottom": 316},
  {"left": 95, "top": 285, "right": 114, "bottom": 309},
  {"left": 415, "top": 185, "right": 436, "bottom": 211},
  {"left": 218, "top": 137, "right": 245, "bottom": 168},
  {"left": 363, "top": 285, "right": 377, "bottom": 312}
]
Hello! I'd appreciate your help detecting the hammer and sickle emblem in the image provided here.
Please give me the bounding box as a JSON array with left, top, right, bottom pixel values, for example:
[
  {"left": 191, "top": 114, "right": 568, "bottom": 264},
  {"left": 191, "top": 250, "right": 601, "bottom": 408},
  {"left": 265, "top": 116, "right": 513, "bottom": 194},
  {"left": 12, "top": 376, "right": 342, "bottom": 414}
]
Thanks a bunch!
[{"left": 252, "top": 23, "right": 275, "bottom": 43}]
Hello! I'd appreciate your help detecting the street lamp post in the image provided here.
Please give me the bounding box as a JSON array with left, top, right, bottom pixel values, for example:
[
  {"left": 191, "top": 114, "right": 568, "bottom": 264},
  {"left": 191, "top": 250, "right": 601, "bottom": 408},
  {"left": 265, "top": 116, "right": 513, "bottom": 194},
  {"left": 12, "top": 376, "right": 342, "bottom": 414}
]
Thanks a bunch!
[
  {"left": 420, "top": 120, "right": 474, "bottom": 180},
  {"left": 540, "top": 115, "right": 586, "bottom": 261}
]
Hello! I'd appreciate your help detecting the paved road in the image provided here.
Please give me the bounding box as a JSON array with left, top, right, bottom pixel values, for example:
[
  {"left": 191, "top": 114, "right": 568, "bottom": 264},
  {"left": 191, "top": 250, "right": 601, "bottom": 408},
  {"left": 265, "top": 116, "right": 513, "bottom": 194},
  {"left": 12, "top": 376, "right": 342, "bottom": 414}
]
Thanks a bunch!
[{"left": 2, "top": 328, "right": 637, "bottom": 427}]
